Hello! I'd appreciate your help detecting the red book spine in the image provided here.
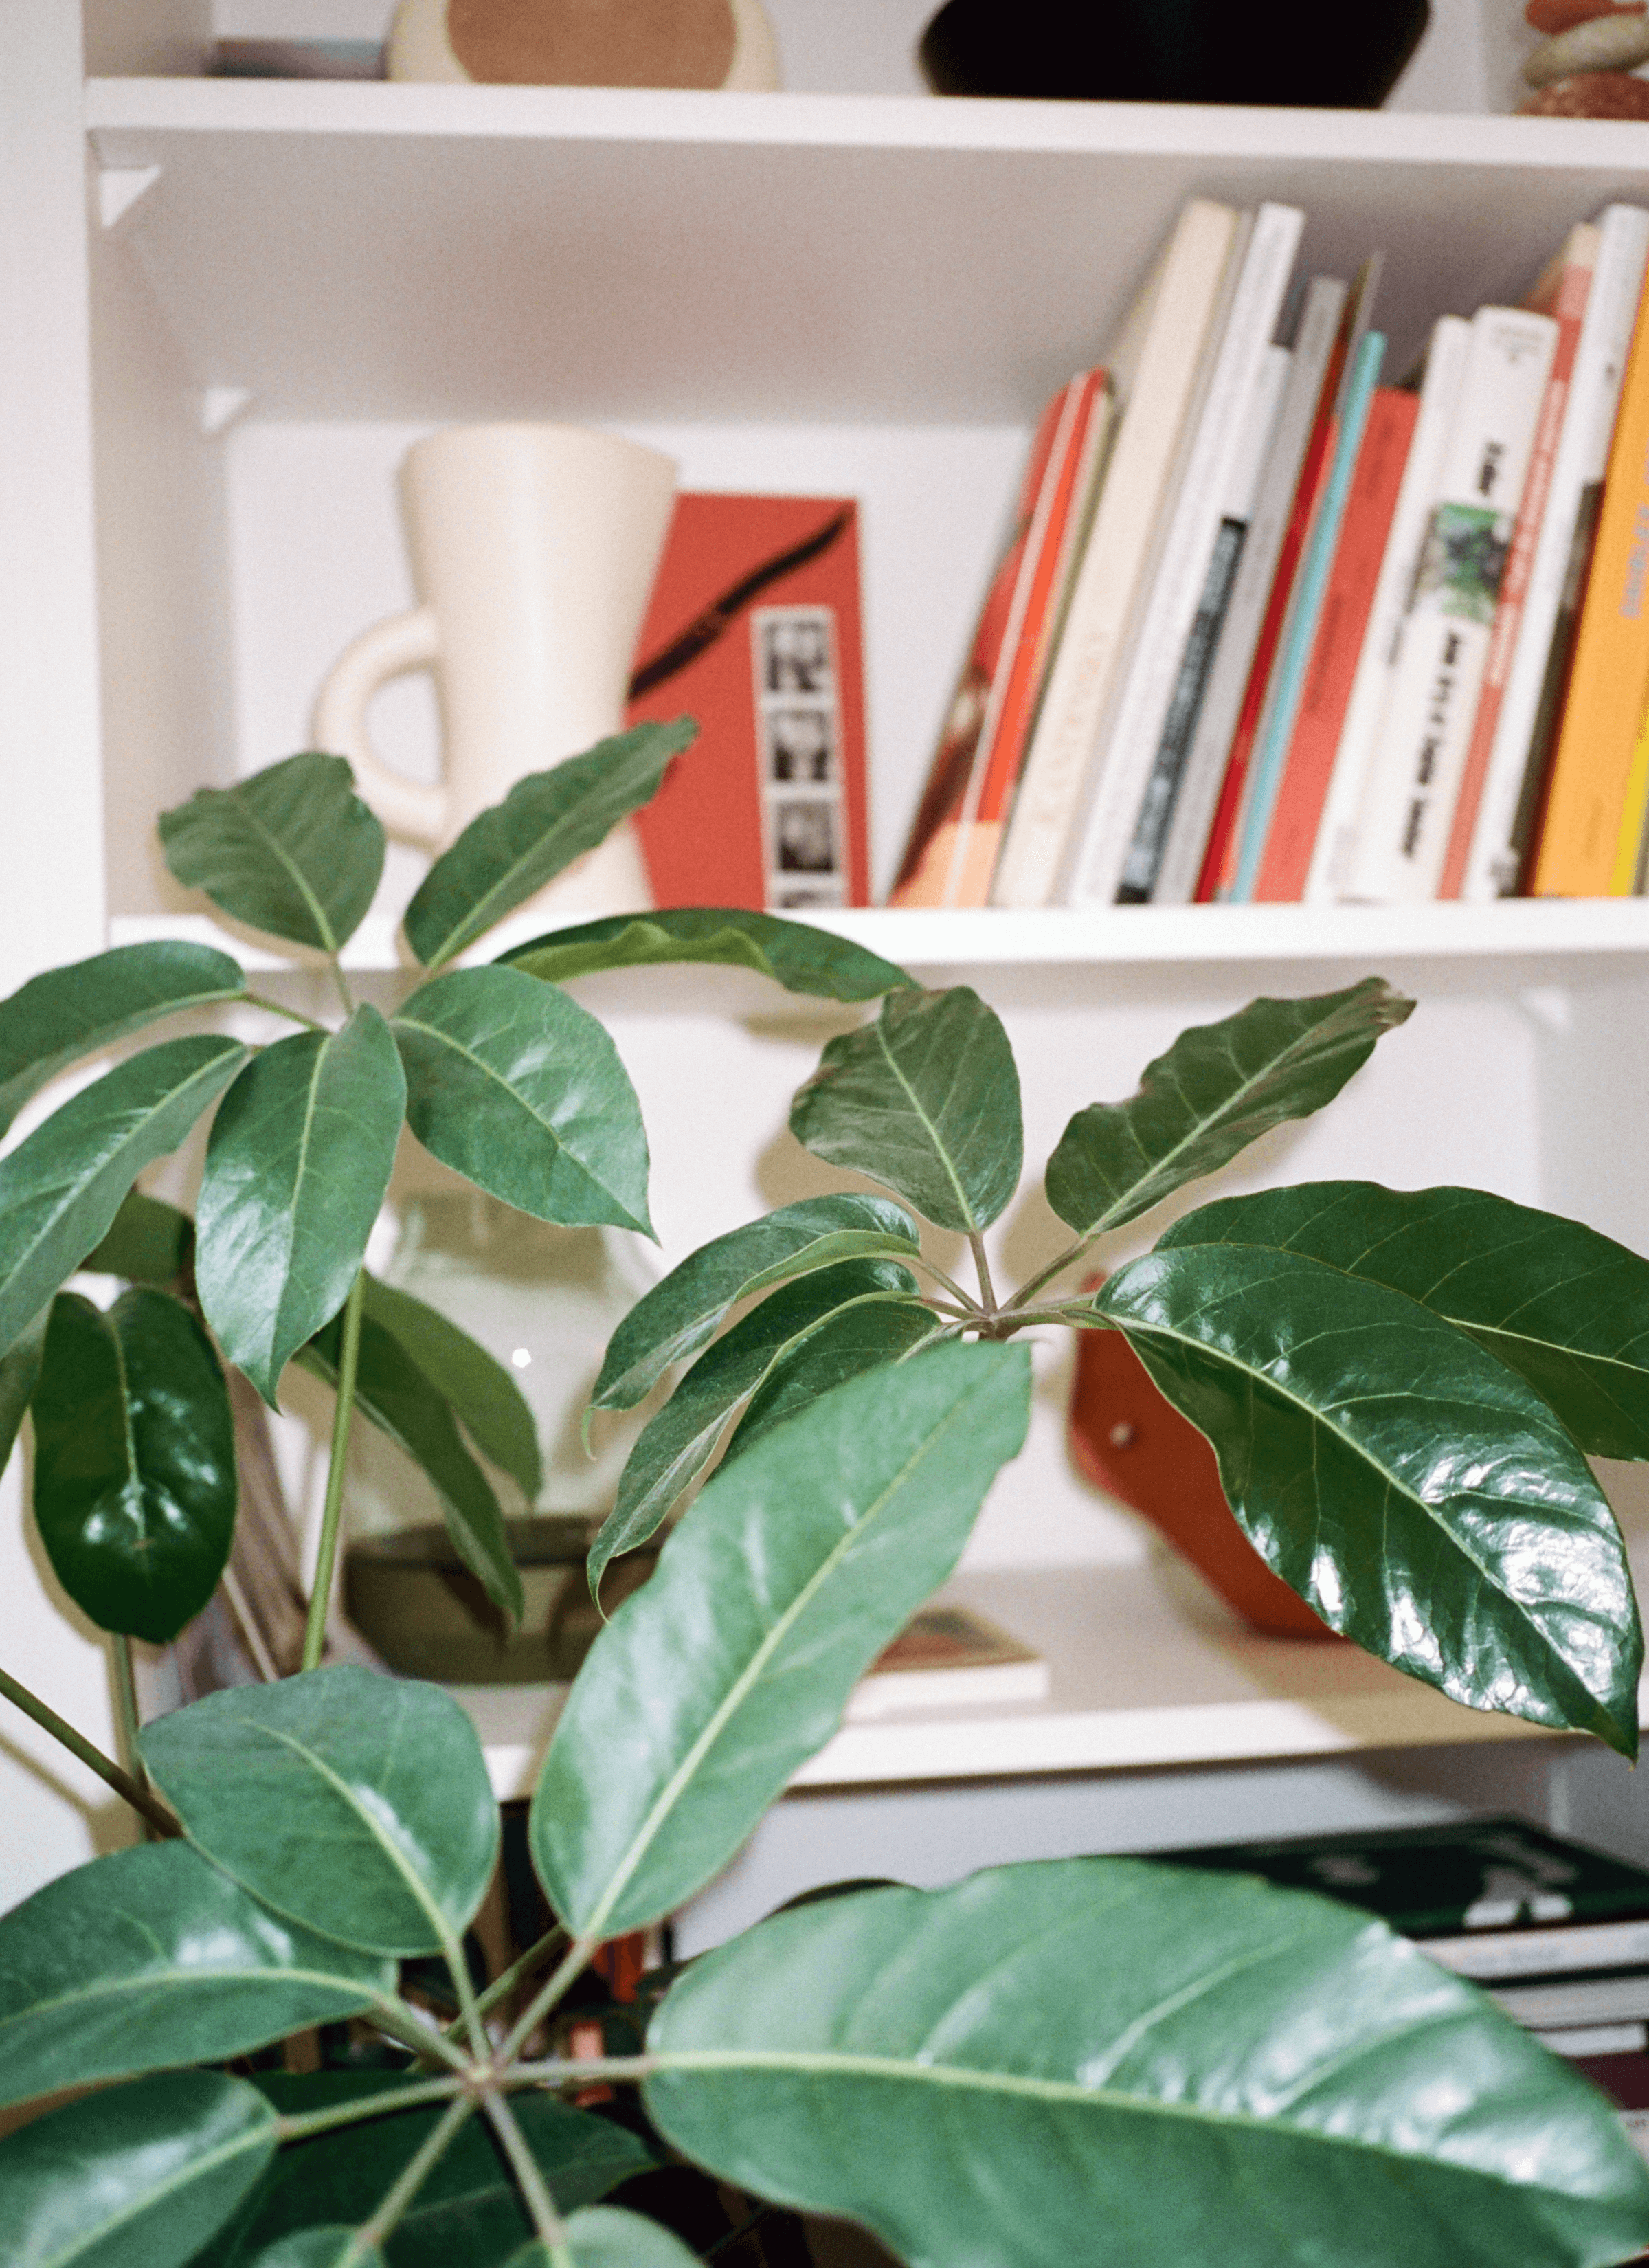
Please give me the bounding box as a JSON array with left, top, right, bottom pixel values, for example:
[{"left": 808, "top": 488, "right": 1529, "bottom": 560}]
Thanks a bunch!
[
  {"left": 1252, "top": 389, "right": 1418, "bottom": 901},
  {"left": 1193, "top": 359, "right": 1346, "bottom": 902},
  {"left": 1437, "top": 245, "right": 1594, "bottom": 897}
]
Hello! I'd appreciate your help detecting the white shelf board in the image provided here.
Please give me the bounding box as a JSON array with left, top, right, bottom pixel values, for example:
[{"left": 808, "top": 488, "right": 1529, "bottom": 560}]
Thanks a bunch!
[
  {"left": 108, "top": 897, "right": 1649, "bottom": 977},
  {"left": 452, "top": 1564, "right": 1584, "bottom": 1805},
  {"left": 84, "top": 80, "right": 1649, "bottom": 421}
]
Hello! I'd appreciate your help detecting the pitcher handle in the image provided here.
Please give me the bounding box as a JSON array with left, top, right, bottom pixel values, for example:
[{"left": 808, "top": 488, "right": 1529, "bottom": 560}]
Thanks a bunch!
[{"left": 311, "top": 606, "right": 449, "bottom": 846}]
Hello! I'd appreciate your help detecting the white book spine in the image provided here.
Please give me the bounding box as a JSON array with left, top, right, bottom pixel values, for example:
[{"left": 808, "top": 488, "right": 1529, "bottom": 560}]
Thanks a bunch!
[
  {"left": 1342, "top": 307, "right": 1558, "bottom": 904},
  {"left": 1462, "top": 202, "right": 1649, "bottom": 900},
  {"left": 991, "top": 202, "right": 1239, "bottom": 909},
  {"left": 1305, "top": 315, "right": 1472, "bottom": 903},
  {"left": 1063, "top": 203, "right": 1304, "bottom": 909}
]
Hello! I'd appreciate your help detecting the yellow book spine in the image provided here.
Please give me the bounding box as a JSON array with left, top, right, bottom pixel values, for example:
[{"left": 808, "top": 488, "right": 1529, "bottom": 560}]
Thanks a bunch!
[
  {"left": 1613, "top": 689, "right": 1649, "bottom": 893},
  {"left": 1533, "top": 281, "right": 1649, "bottom": 898}
]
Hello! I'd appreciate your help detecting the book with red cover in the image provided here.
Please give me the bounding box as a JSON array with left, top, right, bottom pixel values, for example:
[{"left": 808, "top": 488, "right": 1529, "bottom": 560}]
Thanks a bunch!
[
  {"left": 890, "top": 370, "right": 1110, "bottom": 907},
  {"left": 625, "top": 493, "right": 870, "bottom": 910},
  {"left": 1251, "top": 386, "right": 1418, "bottom": 900}
]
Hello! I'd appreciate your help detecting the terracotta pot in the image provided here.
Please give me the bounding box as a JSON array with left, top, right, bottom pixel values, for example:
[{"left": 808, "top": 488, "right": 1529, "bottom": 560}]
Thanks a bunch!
[{"left": 1068, "top": 1317, "right": 1338, "bottom": 1639}]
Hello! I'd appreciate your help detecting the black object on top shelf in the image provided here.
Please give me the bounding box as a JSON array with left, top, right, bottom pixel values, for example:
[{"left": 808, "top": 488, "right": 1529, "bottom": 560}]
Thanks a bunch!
[{"left": 919, "top": 0, "right": 1431, "bottom": 109}]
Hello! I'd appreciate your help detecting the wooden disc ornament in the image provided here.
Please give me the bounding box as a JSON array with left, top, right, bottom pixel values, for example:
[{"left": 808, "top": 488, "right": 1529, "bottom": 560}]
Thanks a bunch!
[{"left": 388, "top": 0, "right": 781, "bottom": 89}]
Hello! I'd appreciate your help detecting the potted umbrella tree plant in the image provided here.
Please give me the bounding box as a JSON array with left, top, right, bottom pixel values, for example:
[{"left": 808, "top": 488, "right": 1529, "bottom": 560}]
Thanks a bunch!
[{"left": 1, "top": 732, "right": 1648, "bottom": 2267}]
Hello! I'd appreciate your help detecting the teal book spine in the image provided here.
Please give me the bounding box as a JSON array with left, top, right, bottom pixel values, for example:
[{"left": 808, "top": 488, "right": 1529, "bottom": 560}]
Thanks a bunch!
[{"left": 1226, "top": 329, "right": 1387, "bottom": 902}]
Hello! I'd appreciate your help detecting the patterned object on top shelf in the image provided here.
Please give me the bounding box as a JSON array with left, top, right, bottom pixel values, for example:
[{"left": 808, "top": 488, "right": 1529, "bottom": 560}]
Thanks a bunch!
[{"left": 1520, "top": 0, "right": 1649, "bottom": 114}]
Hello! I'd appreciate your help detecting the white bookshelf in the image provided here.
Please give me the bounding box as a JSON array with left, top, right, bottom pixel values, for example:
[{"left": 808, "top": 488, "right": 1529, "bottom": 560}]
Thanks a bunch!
[{"left": 3, "top": 0, "right": 1649, "bottom": 1903}]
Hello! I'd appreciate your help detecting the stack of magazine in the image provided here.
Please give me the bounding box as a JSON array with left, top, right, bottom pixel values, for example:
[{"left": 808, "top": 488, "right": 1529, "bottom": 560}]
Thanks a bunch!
[{"left": 893, "top": 195, "right": 1649, "bottom": 909}]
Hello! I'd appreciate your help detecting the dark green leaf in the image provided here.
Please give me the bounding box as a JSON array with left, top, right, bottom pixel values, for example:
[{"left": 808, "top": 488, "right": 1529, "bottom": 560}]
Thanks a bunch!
[
  {"left": 32, "top": 1288, "right": 237, "bottom": 1643},
  {"left": 0, "top": 1305, "right": 45, "bottom": 1479},
  {"left": 500, "top": 907, "right": 913, "bottom": 1001},
  {"left": 82, "top": 1189, "right": 193, "bottom": 1285},
  {"left": 0, "top": 942, "right": 245, "bottom": 1137},
  {"left": 139, "top": 1666, "right": 499, "bottom": 1959},
  {"left": 789, "top": 986, "right": 1022, "bottom": 1234},
  {"left": 246, "top": 2234, "right": 384, "bottom": 2268},
  {"left": 591, "top": 1194, "right": 921, "bottom": 1415},
  {"left": 159, "top": 753, "right": 385, "bottom": 954},
  {"left": 1092, "top": 1244, "right": 1643, "bottom": 1756},
  {"left": 196, "top": 1009, "right": 405, "bottom": 1405},
  {"left": 722, "top": 1294, "right": 942, "bottom": 1465},
  {"left": 298, "top": 1310, "right": 522, "bottom": 1625},
  {"left": 588, "top": 1260, "right": 928, "bottom": 1599},
  {"left": 511, "top": 2212, "right": 702, "bottom": 2268},
  {"left": 403, "top": 722, "right": 697, "bottom": 970},
  {"left": 1159, "top": 1181, "right": 1649, "bottom": 1461},
  {"left": 0, "top": 2069, "right": 277, "bottom": 2268},
  {"left": 534, "top": 1342, "right": 1031, "bottom": 1939},
  {"left": 1046, "top": 977, "right": 1414, "bottom": 1244},
  {"left": 363, "top": 1275, "right": 541, "bottom": 1500},
  {"left": 0, "top": 1839, "right": 393, "bottom": 2110},
  {"left": 645, "top": 1858, "right": 1649, "bottom": 2268},
  {"left": 0, "top": 1035, "right": 247, "bottom": 1361},
  {"left": 198, "top": 2076, "right": 652, "bottom": 2268},
  {"left": 393, "top": 967, "right": 650, "bottom": 1237}
]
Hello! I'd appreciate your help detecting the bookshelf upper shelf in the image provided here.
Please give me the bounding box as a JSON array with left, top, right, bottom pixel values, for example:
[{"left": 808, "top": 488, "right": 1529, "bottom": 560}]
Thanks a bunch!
[
  {"left": 85, "top": 79, "right": 1649, "bottom": 424},
  {"left": 108, "top": 898, "right": 1649, "bottom": 977}
]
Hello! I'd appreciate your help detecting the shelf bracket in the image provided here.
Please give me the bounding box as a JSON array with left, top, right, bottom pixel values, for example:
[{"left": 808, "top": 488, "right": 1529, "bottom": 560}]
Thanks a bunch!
[
  {"left": 97, "top": 164, "right": 161, "bottom": 232},
  {"left": 199, "top": 387, "right": 254, "bottom": 439}
]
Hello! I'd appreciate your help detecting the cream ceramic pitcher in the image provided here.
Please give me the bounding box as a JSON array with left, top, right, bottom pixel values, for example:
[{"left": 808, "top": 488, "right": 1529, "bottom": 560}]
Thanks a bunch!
[{"left": 312, "top": 423, "right": 678, "bottom": 920}]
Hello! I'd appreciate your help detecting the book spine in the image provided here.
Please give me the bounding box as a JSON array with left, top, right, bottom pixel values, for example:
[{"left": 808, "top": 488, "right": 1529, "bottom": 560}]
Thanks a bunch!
[
  {"left": 1228, "top": 331, "right": 1387, "bottom": 900},
  {"left": 1345, "top": 306, "right": 1559, "bottom": 903},
  {"left": 1119, "top": 345, "right": 1291, "bottom": 901},
  {"left": 1531, "top": 260, "right": 1649, "bottom": 896},
  {"left": 991, "top": 201, "right": 1239, "bottom": 908},
  {"left": 1062, "top": 203, "right": 1304, "bottom": 908},
  {"left": 1252, "top": 387, "right": 1418, "bottom": 902},
  {"left": 956, "top": 379, "right": 1115, "bottom": 904},
  {"left": 1153, "top": 276, "right": 1349, "bottom": 905},
  {"left": 1465, "top": 205, "right": 1649, "bottom": 899},
  {"left": 1439, "top": 235, "right": 1598, "bottom": 896},
  {"left": 1306, "top": 315, "right": 1472, "bottom": 903}
]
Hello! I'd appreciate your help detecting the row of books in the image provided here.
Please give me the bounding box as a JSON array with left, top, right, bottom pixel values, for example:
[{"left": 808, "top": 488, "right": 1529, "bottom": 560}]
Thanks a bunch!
[
  {"left": 1167, "top": 1814, "right": 1649, "bottom": 2175},
  {"left": 893, "top": 195, "right": 1649, "bottom": 909}
]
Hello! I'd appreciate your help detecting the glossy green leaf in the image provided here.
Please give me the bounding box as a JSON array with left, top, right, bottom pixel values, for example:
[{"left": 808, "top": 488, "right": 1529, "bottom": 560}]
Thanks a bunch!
[
  {"left": 1092, "top": 1244, "right": 1644, "bottom": 1756},
  {"left": 722, "top": 1293, "right": 943, "bottom": 1466},
  {"left": 403, "top": 722, "right": 696, "bottom": 970},
  {"left": 535, "top": 1341, "right": 1031, "bottom": 1939},
  {"left": 0, "top": 1304, "right": 45, "bottom": 1478},
  {"left": 246, "top": 2234, "right": 384, "bottom": 2268},
  {"left": 1, "top": 2069, "right": 278, "bottom": 2268},
  {"left": 789, "top": 986, "right": 1023, "bottom": 1234},
  {"left": 645, "top": 1858, "right": 1649, "bottom": 2268},
  {"left": 139, "top": 1666, "right": 499, "bottom": 1958},
  {"left": 31, "top": 1287, "right": 237, "bottom": 1643},
  {"left": 82, "top": 1189, "right": 192, "bottom": 1285},
  {"left": 0, "top": 942, "right": 245, "bottom": 1137},
  {"left": 511, "top": 2212, "right": 702, "bottom": 2268},
  {"left": 159, "top": 752, "right": 385, "bottom": 954},
  {"left": 298, "top": 1310, "right": 522, "bottom": 1625},
  {"left": 500, "top": 907, "right": 913, "bottom": 1001},
  {"left": 363, "top": 1275, "right": 541, "bottom": 1500},
  {"left": 0, "top": 1035, "right": 247, "bottom": 1362},
  {"left": 198, "top": 2076, "right": 651, "bottom": 2268},
  {"left": 0, "top": 1839, "right": 394, "bottom": 2110},
  {"left": 1045, "top": 977, "right": 1415, "bottom": 1243},
  {"left": 588, "top": 1260, "right": 928, "bottom": 1598},
  {"left": 393, "top": 967, "right": 650, "bottom": 1237},
  {"left": 590, "top": 1194, "right": 921, "bottom": 1415},
  {"left": 1160, "top": 1181, "right": 1649, "bottom": 1461},
  {"left": 196, "top": 1010, "right": 405, "bottom": 1405}
]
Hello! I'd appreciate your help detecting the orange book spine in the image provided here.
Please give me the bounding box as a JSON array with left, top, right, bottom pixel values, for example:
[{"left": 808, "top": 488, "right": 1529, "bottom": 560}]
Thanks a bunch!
[
  {"left": 1253, "top": 388, "right": 1418, "bottom": 902},
  {"left": 1439, "top": 238, "right": 1595, "bottom": 897},
  {"left": 1531, "top": 275, "right": 1649, "bottom": 897}
]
